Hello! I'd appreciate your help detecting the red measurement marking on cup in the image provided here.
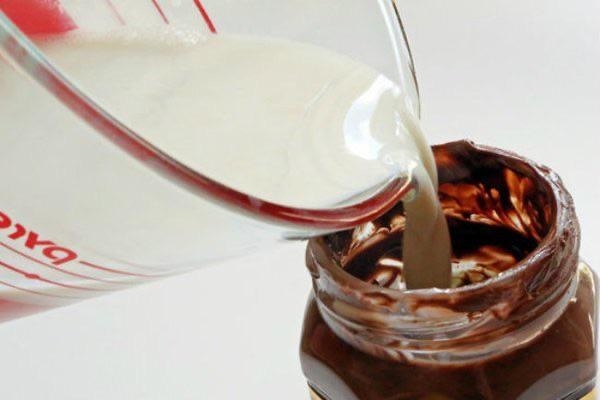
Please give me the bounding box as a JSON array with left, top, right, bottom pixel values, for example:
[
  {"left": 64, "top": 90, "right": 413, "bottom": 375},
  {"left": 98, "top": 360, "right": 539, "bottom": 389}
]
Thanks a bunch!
[
  {"left": 0, "top": 278, "right": 77, "bottom": 299},
  {"left": 79, "top": 260, "right": 161, "bottom": 278},
  {"left": 151, "top": 0, "right": 169, "bottom": 24},
  {"left": 0, "top": 210, "right": 77, "bottom": 266},
  {"left": 0, "top": 242, "right": 129, "bottom": 287},
  {"left": 0, "top": 260, "right": 97, "bottom": 293},
  {"left": 192, "top": 0, "right": 216, "bottom": 33},
  {"left": 105, "top": 0, "right": 125, "bottom": 25},
  {"left": 0, "top": 209, "right": 152, "bottom": 279}
]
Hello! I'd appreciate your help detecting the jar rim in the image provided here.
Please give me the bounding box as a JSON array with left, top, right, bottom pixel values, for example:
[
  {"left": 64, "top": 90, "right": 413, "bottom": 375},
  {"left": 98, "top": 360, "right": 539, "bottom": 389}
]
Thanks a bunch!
[{"left": 308, "top": 141, "right": 579, "bottom": 314}]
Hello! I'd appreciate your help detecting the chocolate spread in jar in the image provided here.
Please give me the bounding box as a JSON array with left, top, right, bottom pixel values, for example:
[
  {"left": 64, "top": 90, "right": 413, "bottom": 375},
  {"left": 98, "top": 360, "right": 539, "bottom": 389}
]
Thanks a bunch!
[{"left": 301, "top": 141, "right": 597, "bottom": 400}]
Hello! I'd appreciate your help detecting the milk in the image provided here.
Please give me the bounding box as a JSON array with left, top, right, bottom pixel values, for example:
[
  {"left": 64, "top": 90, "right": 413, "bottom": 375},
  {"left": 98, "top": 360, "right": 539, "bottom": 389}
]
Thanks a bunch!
[{"left": 0, "top": 29, "right": 449, "bottom": 304}]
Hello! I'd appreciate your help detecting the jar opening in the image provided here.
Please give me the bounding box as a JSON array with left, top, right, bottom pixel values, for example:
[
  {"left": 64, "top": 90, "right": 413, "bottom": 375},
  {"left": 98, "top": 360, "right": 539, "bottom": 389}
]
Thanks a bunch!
[
  {"left": 327, "top": 140, "right": 555, "bottom": 292},
  {"left": 310, "top": 141, "right": 579, "bottom": 310}
]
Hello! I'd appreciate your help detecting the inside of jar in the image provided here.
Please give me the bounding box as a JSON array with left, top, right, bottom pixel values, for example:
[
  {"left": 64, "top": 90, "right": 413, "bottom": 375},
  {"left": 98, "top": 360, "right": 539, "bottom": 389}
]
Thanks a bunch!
[{"left": 324, "top": 141, "right": 555, "bottom": 290}]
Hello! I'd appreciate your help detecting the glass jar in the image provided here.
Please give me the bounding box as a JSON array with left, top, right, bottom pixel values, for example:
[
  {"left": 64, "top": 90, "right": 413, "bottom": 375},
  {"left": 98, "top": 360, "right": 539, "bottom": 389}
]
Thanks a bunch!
[{"left": 300, "top": 141, "right": 598, "bottom": 400}]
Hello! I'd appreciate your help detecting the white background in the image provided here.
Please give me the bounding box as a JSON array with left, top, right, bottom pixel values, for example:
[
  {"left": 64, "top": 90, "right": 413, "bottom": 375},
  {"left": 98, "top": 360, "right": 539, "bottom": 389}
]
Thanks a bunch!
[{"left": 0, "top": 1, "right": 599, "bottom": 399}]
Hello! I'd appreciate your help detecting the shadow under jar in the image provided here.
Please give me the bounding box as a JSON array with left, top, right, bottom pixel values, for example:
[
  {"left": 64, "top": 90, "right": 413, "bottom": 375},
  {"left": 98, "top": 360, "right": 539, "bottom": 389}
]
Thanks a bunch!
[{"left": 301, "top": 141, "right": 597, "bottom": 400}]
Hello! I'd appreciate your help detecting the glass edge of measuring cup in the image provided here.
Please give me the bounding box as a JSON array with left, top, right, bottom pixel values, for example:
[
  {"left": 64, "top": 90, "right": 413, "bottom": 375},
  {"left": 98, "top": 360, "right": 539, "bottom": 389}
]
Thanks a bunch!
[{"left": 0, "top": 3, "right": 421, "bottom": 236}]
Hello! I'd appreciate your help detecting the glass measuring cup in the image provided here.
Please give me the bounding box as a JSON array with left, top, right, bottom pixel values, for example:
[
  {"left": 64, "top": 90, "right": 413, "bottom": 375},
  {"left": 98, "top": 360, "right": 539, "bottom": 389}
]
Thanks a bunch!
[{"left": 0, "top": 0, "right": 422, "bottom": 320}]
